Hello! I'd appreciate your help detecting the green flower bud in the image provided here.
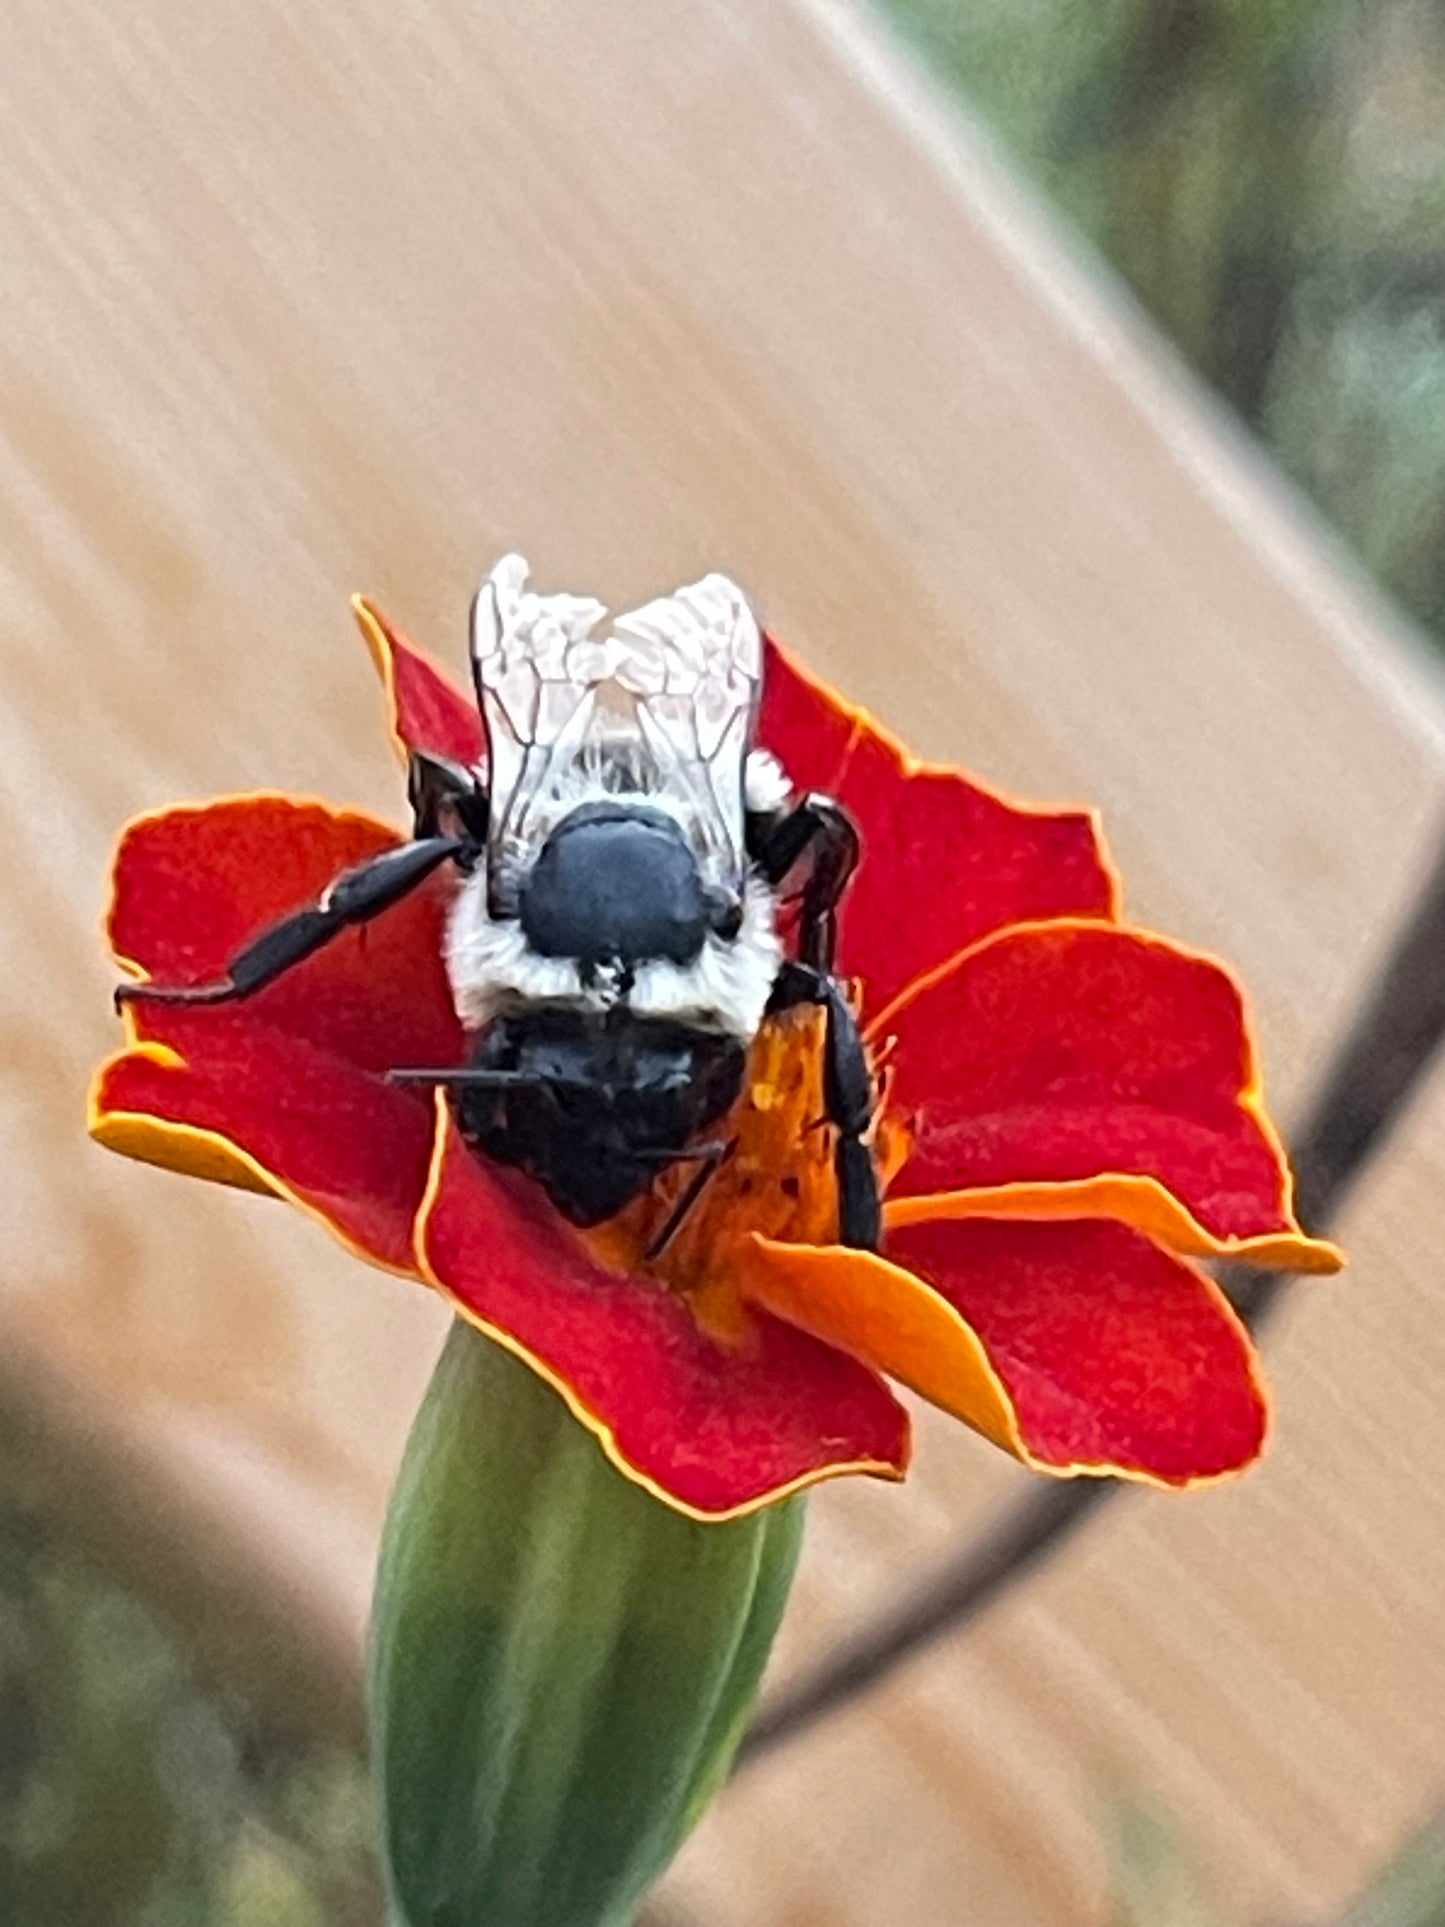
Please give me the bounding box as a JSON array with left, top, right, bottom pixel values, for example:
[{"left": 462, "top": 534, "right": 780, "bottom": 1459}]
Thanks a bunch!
[{"left": 370, "top": 1319, "right": 803, "bottom": 1927}]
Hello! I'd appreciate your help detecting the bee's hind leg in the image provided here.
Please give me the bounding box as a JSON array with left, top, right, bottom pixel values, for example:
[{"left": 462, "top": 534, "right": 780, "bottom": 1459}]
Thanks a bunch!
[
  {"left": 115, "top": 834, "right": 470, "bottom": 1011},
  {"left": 768, "top": 961, "right": 881, "bottom": 1252},
  {"left": 752, "top": 790, "right": 877, "bottom": 1246}
]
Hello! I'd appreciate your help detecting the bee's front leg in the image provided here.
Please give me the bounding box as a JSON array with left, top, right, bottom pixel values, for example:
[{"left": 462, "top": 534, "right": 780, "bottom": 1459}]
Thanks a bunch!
[
  {"left": 116, "top": 834, "right": 470, "bottom": 1010},
  {"left": 408, "top": 750, "right": 489, "bottom": 845},
  {"left": 748, "top": 792, "right": 860, "bottom": 975}
]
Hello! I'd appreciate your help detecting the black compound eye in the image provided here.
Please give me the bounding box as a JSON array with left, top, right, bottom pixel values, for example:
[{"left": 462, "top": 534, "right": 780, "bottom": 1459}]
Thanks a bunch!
[
  {"left": 703, "top": 887, "right": 743, "bottom": 942},
  {"left": 520, "top": 804, "right": 711, "bottom": 968}
]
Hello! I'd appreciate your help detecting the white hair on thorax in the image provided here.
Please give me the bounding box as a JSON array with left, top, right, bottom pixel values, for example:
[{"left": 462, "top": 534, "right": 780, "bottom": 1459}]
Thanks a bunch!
[{"left": 445, "top": 867, "right": 782, "bottom": 1040}]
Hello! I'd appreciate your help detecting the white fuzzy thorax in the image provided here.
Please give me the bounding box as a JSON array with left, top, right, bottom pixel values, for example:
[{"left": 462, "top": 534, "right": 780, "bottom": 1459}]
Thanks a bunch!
[{"left": 446, "top": 866, "right": 784, "bottom": 1040}]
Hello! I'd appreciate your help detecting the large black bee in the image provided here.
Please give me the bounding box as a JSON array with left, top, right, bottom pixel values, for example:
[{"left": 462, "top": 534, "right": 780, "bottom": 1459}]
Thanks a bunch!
[{"left": 118, "top": 556, "right": 879, "bottom": 1249}]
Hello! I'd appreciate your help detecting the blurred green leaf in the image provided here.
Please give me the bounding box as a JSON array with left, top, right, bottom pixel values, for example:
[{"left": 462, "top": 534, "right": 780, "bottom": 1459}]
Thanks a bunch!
[
  {"left": 881, "top": 0, "right": 1445, "bottom": 645},
  {"left": 0, "top": 1481, "right": 384, "bottom": 1926},
  {"left": 1335, "top": 1813, "right": 1445, "bottom": 1927},
  {"left": 1105, "top": 1799, "right": 1233, "bottom": 1927}
]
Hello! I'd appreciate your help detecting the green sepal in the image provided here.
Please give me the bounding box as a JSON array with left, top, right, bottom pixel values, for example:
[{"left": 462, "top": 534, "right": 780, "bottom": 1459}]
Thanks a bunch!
[{"left": 369, "top": 1319, "right": 803, "bottom": 1927}]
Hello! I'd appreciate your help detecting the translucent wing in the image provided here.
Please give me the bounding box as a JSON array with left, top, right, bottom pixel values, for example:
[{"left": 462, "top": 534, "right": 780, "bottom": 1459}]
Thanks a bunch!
[
  {"left": 469, "top": 553, "right": 607, "bottom": 883},
  {"left": 470, "top": 555, "right": 762, "bottom": 907},
  {"left": 610, "top": 571, "right": 762, "bottom": 881}
]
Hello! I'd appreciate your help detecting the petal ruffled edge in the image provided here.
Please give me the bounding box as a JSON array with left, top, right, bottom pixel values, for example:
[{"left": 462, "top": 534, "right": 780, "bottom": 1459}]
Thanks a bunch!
[
  {"left": 413, "top": 1098, "right": 912, "bottom": 1522},
  {"left": 748, "top": 1219, "right": 1271, "bottom": 1489},
  {"left": 876, "top": 918, "right": 1343, "bottom": 1276},
  {"left": 746, "top": 1233, "right": 1021, "bottom": 1457},
  {"left": 761, "top": 637, "right": 1124, "bottom": 1016},
  {"left": 87, "top": 1016, "right": 421, "bottom": 1280},
  {"left": 351, "top": 595, "right": 484, "bottom": 770},
  {"left": 763, "top": 638, "right": 1125, "bottom": 898},
  {"left": 887, "top": 1175, "right": 1341, "bottom": 1273},
  {"left": 89, "top": 1035, "right": 278, "bottom": 1197}
]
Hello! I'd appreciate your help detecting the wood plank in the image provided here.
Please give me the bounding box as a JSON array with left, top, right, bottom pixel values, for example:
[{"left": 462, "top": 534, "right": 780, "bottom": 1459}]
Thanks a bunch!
[{"left": 2, "top": 0, "right": 1443, "bottom": 1915}]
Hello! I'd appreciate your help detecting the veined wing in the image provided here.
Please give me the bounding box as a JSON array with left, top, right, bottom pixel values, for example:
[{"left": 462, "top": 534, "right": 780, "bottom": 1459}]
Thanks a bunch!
[
  {"left": 470, "top": 554, "right": 761, "bottom": 904},
  {"left": 611, "top": 570, "right": 762, "bottom": 878}
]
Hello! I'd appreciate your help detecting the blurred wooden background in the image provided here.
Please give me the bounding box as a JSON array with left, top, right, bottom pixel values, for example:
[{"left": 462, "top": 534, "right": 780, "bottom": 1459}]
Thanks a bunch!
[{"left": 4, "top": 0, "right": 1445, "bottom": 1920}]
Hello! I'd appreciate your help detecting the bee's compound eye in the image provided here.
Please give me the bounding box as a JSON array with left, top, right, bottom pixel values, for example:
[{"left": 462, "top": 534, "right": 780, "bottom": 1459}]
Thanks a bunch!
[{"left": 703, "top": 887, "right": 744, "bottom": 942}]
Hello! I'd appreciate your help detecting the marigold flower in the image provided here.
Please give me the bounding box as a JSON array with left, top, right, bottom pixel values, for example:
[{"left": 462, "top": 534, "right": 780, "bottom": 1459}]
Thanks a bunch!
[{"left": 90, "top": 594, "right": 1342, "bottom": 1519}]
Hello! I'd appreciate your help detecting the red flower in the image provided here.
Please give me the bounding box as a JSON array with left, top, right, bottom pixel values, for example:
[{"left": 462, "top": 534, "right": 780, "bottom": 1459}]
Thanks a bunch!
[{"left": 89, "top": 595, "right": 1341, "bottom": 1520}]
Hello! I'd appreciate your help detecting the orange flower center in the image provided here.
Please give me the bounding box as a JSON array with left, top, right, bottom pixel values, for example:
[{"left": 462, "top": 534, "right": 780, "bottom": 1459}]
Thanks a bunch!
[{"left": 581, "top": 1002, "right": 905, "bottom": 1342}]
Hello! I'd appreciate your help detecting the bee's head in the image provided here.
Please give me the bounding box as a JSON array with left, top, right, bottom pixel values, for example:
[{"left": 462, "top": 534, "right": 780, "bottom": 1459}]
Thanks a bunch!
[{"left": 518, "top": 802, "right": 743, "bottom": 982}]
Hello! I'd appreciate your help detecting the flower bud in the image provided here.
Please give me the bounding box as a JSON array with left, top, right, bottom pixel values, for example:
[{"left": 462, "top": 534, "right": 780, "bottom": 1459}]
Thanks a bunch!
[{"left": 370, "top": 1319, "right": 802, "bottom": 1927}]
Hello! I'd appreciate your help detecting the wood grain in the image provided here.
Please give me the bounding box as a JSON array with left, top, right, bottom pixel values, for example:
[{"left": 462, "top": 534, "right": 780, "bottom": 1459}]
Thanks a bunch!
[{"left": 3, "top": 0, "right": 1444, "bottom": 1918}]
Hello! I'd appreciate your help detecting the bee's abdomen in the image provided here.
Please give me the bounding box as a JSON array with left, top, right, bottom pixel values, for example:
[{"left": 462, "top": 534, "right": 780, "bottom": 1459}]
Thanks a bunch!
[{"left": 456, "top": 1006, "right": 746, "bottom": 1226}]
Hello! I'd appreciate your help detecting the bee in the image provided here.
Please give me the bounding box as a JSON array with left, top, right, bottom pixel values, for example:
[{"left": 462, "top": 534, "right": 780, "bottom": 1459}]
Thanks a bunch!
[{"left": 118, "top": 556, "right": 880, "bottom": 1249}]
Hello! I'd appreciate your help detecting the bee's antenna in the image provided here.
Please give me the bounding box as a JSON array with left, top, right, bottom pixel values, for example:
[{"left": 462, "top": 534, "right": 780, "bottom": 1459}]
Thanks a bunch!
[{"left": 386, "top": 1068, "right": 534, "bottom": 1088}]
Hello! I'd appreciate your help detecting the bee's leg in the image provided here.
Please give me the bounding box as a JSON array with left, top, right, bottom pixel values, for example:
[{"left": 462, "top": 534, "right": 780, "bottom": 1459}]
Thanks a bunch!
[
  {"left": 408, "top": 750, "right": 489, "bottom": 843},
  {"left": 115, "top": 834, "right": 471, "bottom": 1010},
  {"left": 754, "top": 797, "right": 877, "bottom": 1244},
  {"left": 768, "top": 960, "right": 881, "bottom": 1251},
  {"left": 749, "top": 794, "right": 859, "bottom": 973},
  {"left": 643, "top": 1141, "right": 736, "bottom": 1262}
]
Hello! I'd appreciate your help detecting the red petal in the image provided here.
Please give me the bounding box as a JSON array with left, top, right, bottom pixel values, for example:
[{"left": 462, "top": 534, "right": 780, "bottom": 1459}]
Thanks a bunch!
[
  {"left": 96, "top": 795, "right": 465, "bottom": 1270},
  {"left": 758, "top": 637, "right": 862, "bottom": 795},
  {"left": 837, "top": 733, "right": 1118, "bottom": 1018},
  {"left": 745, "top": 1234, "right": 1022, "bottom": 1455},
  {"left": 90, "top": 1013, "right": 436, "bottom": 1273},
  {"left": 888, "top": 1218, "right": 1268, "bottom": 1484},
  {"left": 109, "top": 796, "right": 464, "bottom": 1076},
  {"left": 757, "top": 640, "right": 1118, "bottom": 1015},
  {"left": 417, "top": 1113, "right": 911, "bottom": 1519},
  {"left": 352, "top": 596, "right": 484, "bottom": 769},
  {"left": 883, "top": 921, "right": 1340, "bottom": 1272}
]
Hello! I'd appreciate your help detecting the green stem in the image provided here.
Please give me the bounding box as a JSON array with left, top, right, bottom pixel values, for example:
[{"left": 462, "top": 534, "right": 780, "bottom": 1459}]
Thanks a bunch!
[{"left": 369, "top": 1320, "right": 803, "bottom": 1927}]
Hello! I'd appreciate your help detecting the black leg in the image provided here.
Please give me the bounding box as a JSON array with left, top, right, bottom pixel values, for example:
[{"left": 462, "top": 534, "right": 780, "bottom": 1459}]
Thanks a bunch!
[
  {"left": 388, "top": 1067, "right": 533, "bottom": 1089},
  {"left": 750, "top": 793, "right": 860, "bottom": 973},
  {"left": 644, "top": 1141, "right": 735, "bottom": 1262},
  {"left": 408, "top": 749, "right": 489, "bottom": 844},
  {"left": 116, "top": 834, "right": 470, "bottom": 1010},
  {"left": 753, "top": 793, "right": 876, "bottom": 1245},
  {"left": 769, "top": 960, "right": 881, "bottom": 1251}
]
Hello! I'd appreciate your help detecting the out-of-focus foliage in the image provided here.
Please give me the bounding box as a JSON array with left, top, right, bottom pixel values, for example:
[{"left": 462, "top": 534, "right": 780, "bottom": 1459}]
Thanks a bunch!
[
  {"left": 1105, "top": 1801, "right": 1229, "bottom": 1927},
  {"left": 0, "top": 1483, "right": 383, "bottom": 1927},
  {"left": 884, "top": 0, "right": 1445, "bottom": 636},
  {"left": 1103, "top": 1798, "right": 1445, "bottom": 1927},
  {"left": 1333, "top": 1815, "right": 1445, "bottom": 1927}
]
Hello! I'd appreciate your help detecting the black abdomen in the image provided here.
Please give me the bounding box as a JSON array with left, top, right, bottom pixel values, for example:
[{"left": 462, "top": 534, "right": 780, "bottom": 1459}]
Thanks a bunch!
[{"left": 457, "top": 1007, "right": 746, "bottom": 1226}]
